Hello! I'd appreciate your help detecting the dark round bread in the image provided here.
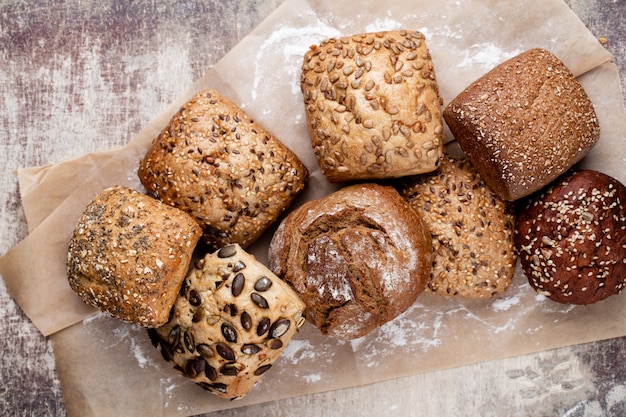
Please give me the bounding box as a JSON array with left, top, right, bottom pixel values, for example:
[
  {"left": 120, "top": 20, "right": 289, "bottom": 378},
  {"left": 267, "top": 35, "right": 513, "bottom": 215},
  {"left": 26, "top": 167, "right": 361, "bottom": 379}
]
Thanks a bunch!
[
  {"left": 515, "top": 170, "right": 626, "bottom": 304},
  {"left": 268, "top": 183, "right": 432, "bottom": 340}
]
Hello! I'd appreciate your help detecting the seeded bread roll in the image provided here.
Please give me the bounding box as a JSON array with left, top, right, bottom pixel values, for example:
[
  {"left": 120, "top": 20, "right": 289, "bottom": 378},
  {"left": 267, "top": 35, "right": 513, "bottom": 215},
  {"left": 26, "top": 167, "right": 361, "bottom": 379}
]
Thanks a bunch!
[
  {"left": 516, "top": 170, "right": 626, "bottom": 305},
  {"left": 268, "top": 183, "right": 432, "bottom": 340},
  {"left": 149, "top": 244, "right": 306, "bottom": 400},
  {"left": 398, "top": 154, "right": 517, "bottom": 298},
  {"left": 138, "top": 89, "right": 308, "bottom": 250},
  {"left": 67, "top": 185, "right": 202, "bottom": 327},
  {"left": 301, "top": 30, "right": 444, "bottom": 182},
  {"left": 444, "top": 48, "right": 600, "bottom": 201}
]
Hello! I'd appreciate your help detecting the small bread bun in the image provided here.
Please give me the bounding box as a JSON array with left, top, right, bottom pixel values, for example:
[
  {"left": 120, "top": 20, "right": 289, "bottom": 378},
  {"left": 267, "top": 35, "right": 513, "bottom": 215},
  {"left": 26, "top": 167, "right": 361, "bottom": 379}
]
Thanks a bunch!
[
  {"left": 301, "top": 30, "right": 444, "bottom": 182},
  {"left": 516, "top": 170, "right": 626, "bottom": 305},
  {"left": 398, "top": 154, "right": 517, "bottom": 298},
  {"left": 138, "top": 89, "right": 308, "bottom": 250},
  {"left": 444, "top": 48, "right": 600, "bottom": 201},
  {"left": 67, "top": 185, "right": 202, "bottom": 327},
  {"left": 149, "top": 244, "right": 306, "bottom": 400},
  {"left": 268, "top": 183, "right": 432, "bottom": 340}
]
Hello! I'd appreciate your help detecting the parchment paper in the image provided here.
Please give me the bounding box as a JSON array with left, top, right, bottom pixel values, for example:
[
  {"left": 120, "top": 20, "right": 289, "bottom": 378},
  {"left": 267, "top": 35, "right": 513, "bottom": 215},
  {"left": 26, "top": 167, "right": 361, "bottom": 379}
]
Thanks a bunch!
[{"left": 1, "top": 0, "right": 625, "bottom": 415}]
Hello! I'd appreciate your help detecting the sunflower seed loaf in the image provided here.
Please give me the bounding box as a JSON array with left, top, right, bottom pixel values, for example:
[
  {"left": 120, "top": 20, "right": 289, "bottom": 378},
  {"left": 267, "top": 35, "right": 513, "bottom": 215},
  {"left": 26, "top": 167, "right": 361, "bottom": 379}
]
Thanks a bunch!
[
  {"left": 67, "top": 185, "right": 202, "bottom": 327},
  {"left": 301, "top": 30, "right": 444, "bottom": 182},
  {"left": 138, "top": 89, "right": 308, "bottom": 250},
  {"left": 444, "top": 48, "right": 600, "bottom": 201},
  {"left": 398, "top": 154, "right": 517, "bottom": 298},
  {"left": 149, "top": 244, "right": 306, "bottom": 400}
]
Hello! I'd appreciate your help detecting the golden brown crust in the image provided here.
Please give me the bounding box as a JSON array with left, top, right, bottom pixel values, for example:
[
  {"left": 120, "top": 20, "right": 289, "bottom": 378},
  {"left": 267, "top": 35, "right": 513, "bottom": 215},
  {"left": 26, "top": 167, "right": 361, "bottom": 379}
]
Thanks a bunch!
[
  {"left": 398, "top": 154, "right": 517, "bottom": 298},
  {"left": 301, "top": 30, "right": 444, "bottom": 182},
  {"left": 268, "top": 183, "right": 432, "bottom": 340},
  {"left": 444, "top": 48, "right": 600, "bottom": 201},
  {"left": 67, "top": 185, "right": 202, "bottom": 328},
  {"left": 516, "top": 170, "right": 626, "bottom": 305},
  {"left": 150, "top": 244, "right": 306, "bottom": 400},
  {"left": 138, "top": 89, "right": 308, "bottom": 250}
]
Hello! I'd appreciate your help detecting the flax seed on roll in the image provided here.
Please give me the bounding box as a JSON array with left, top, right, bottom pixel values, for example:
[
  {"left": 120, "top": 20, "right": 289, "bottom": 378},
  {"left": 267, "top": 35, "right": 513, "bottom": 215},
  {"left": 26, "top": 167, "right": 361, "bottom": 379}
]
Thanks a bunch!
[
  {"left": 516, "top": 170, "right": 626, "bottom": 305},
  {"left": 444, "top": 48, "right": 600, "bottom": 201},
  {"left": 268, "top": 183, "right": 432, "bottom": 340},
  {"left": 67, "top": 185, "right": 202, "bottom": 328},
  {"left": 398, "top": 154, "right": 517, "bottom": 298},
  {"left": 138, "top": 89, "right": 308, "bottom": 250},
  {"left": 301, "top": 30, "right": 444, "bottom": 182}
]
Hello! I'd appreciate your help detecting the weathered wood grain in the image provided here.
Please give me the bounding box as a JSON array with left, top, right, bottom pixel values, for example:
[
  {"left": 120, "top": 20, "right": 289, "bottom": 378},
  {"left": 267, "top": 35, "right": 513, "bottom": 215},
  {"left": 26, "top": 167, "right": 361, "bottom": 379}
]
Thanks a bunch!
[{"left": 0, "top": 0, "right": 624, "bottom": 416}]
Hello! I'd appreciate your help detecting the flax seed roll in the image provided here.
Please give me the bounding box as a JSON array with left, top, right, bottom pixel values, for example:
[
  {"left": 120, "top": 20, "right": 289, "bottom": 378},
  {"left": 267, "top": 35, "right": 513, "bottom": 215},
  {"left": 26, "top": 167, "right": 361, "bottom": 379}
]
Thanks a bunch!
[
  {"left": 149, "top": 244, "right": 306, "bottom": 400},
  {"left": 300, "top": 30, "right": 444, "bottom": 182},
  {"left": 516, "top": 170, "right": 626, "bottom": 305},
  {"left": 138, "top": 89, "right": 308, "bottom": 250},
  {"left": 67, "top": 185, "right": 202, "bottom": 328},
  {"left": 268, "top": 183, "right": 432, "bottom": 340},
  {"left": 444, "top": 48, "right": 600, "bottom": 201},
  {"left": 398, "top": 154, "right": 517, "bottom": 298}
]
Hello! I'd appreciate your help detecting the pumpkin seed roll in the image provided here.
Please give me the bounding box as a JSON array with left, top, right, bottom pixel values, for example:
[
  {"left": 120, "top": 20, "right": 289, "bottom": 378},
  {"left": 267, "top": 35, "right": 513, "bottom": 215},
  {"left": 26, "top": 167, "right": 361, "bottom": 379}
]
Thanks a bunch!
[
  {"left": 149, "top": 244, "right": 306, "bottom": 400},
  {"left": 300, "top": 30, "right": 444, "bottom": 182}
]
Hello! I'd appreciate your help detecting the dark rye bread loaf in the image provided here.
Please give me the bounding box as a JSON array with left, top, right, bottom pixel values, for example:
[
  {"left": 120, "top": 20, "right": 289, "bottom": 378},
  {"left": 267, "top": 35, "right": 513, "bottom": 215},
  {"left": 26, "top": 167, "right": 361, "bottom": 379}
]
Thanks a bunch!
[
  {"left": 268, "top": 183, "right": 432, "bottom": 340},
  {"left": 138, "top": 89, "right": 308, "bottom": 250},
  {"left": 301, "top": 30, "right": 444, "bottom": 182},
  {"left": 444, "top": 48, "right": 600, "bottom": 201},
  {"left": 516, "top": 170, "right": 626, "bottom": 305},
  {"left": 67, "top": 185, "right": 202, "bottom": 327},
  {"left": 398, "top": 154, "right": 517, "bottom": 298}
]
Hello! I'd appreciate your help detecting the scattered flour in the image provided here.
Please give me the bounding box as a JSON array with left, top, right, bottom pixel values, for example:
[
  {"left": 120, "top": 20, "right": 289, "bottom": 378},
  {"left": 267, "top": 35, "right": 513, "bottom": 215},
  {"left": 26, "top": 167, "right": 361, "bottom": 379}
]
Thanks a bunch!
[{"left": 492, "top": 295, "right": 521, "bottom": 312}]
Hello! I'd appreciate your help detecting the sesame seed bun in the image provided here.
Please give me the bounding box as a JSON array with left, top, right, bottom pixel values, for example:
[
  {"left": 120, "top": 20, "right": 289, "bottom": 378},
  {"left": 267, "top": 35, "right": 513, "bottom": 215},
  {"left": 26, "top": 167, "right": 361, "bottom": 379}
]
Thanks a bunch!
[{"left": 515, "top": 170, "right": 626, "bottom": 305}]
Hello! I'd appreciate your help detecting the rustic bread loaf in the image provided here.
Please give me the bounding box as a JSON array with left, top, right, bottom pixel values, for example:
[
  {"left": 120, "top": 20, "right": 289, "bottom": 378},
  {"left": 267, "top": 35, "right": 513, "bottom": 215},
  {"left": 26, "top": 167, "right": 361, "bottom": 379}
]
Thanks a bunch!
[
  {"left": 301, "top": 30, "right": 444, "bottom": 182},
  {"left": 443, "top": 48, "right": 600, "bottom": 201},
  {"left": 149, "top": 244, "right": 306, "bottom": 400},
  {"left": 138, "top": 89, "right": 308, "bottom": 250},
  {"left": 268, "top": 183, "right": 432, "bottom": 340},
  {"left": 516, "top": 170, "right": 626, "bottom": 305},
  {"left": 67, "top": 185, "right": 202, "bottom": 327},
  {"left": 398, "top": 154, "right": 517, "bottom": 298}
]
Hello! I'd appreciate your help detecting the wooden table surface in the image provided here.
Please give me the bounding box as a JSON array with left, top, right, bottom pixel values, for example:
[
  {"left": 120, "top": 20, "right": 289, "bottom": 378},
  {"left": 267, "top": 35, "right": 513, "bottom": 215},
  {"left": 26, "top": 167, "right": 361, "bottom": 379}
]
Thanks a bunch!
[{"left": 1, "top": 1, "right": 625, "bottom": 416}]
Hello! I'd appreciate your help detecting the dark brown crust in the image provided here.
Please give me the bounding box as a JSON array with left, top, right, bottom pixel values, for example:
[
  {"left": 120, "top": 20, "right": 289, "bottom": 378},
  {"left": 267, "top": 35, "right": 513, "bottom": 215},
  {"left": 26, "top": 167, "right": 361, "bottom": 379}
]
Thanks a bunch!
[
  {"left": 444, "top": 48, "right": 600, "bottom": 201},
  {"left": 515, "top": 170, "right": 626, "bottom": 304},
  {"left": 138, "top": 89, "right": 308, "bottom": 250},
  {"left": 67, "top": 185, "right": 202, "bottom": 327},
  {"left": 268, "top": 183, "right": 432, "bottom": 340}
]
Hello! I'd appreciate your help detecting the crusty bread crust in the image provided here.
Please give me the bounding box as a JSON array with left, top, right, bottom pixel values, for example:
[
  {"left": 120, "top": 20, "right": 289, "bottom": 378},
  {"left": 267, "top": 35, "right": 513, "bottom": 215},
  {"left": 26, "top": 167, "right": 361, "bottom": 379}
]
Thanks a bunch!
[
  {"left": 444, "top": 48, "right": 600, "bottom": 201},
  {"left": 138, "top": 89, "right": 308, "bottom": 250},
  {"left": 67, "top": 185, "right": 202, "bottom": 327},
  {"left": 268, "top": 183, "right": 432, "bottom": 340},
  {"left": 301, "top": 30, "right": 444, "bottom": 182}
]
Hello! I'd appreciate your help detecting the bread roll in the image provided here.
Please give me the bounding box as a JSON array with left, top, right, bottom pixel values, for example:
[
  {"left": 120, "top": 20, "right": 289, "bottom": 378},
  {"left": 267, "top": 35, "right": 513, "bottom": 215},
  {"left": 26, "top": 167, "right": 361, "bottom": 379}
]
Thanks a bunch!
[
  {"left": 138, "top": 89, "right": 308, "bottom": 250},
  {"left": 398, "top": 154, "right": 517, "bottom": 298},
  {"left": 516, "top": 170, "right": 626, "bottom": 305},
  {"left": 301, "top": 30, "right": 444, "bottom": 182},
  {"left": 444, "top": 48, "right": 600, "bottom": 201},
  {"left": 149, "top": 244, "right": 306, "bottom": 399},
  {"left": 67, "top": 185, "right": 202, "bottom": 327},
  {"left": 268, "top": 183, "right": 432, "bottom": 340}
]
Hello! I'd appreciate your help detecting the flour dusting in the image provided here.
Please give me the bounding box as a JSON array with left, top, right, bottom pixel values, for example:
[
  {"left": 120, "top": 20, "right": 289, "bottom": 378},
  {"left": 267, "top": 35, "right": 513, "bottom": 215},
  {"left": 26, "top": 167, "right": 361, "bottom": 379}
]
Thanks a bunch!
[{"left": 251, "top": 20, "right": 342, "bottom": 101}]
